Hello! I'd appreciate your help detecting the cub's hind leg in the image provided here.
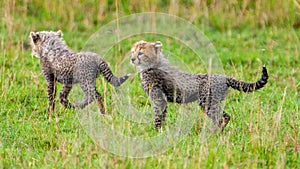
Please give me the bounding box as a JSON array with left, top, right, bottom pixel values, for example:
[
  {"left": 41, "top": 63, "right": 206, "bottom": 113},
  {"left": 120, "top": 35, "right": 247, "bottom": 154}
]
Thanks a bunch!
[
  {"left": 59, "top": 84, "right": 74, "bottom": 108},
  {"left": 219, "top": 111, "right": 231, "bottom": 131},
  {"left": 199, "top": 95, "right": 230, "bottom": 131},
  {"left": 74, "top": 80, "right": 105, "bottom": 114},
  {"left": 95, "top": 90, "right": 105, "bottom": 114},
  {"left": 204, "top": 103, "right": 225, "bottom": 131},
  {"left": 206, "top": 104, "right": 221, "bottom": 124},
  {"left": 206, "top": 105, "right": 231, "bottom": 131}
]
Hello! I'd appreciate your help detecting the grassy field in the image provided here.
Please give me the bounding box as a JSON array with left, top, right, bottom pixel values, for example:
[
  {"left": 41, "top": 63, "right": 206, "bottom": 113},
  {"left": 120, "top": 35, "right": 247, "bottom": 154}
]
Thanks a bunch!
[{"left": 1, "top": 0, "right": 300, "bottom": 168}]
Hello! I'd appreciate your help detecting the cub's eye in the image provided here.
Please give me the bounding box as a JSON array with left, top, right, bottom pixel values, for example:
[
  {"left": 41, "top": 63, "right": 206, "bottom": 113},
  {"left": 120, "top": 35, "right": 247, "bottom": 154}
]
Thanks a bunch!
[{"left": 137, "top": 51, "right": 143, "bottom": 56}]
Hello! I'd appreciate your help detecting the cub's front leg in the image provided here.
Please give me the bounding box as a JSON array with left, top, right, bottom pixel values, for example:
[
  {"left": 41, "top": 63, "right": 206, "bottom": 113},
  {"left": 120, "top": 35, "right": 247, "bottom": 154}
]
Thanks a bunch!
[
  {"left": 148, "top": 87, "right": 168, "bottom": 129},
  {"left": 42, "top": 66, "right": 57, "bottom": 114}
]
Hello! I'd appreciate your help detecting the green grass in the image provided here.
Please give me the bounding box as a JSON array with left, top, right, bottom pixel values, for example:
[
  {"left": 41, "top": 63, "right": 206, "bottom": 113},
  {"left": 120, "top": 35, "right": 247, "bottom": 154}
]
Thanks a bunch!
[{"left": 1, "top": 0, "right": 300, "bottom": 168}]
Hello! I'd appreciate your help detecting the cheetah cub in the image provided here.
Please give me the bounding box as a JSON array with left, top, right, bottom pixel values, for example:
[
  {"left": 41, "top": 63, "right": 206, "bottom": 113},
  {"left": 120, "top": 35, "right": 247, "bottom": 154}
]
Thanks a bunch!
[
  {"left": 130, "top": 40, "right": 268, "bottom": 131},
  {"left": 29, "top": 30, "right": 129, "bottom": 113}
]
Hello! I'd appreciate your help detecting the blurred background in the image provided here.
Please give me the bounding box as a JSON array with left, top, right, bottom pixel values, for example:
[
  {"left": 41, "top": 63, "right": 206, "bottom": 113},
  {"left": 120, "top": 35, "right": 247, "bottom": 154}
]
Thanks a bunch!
[{"left": 1, "top": 0, "right": 298, "bottom": 47}]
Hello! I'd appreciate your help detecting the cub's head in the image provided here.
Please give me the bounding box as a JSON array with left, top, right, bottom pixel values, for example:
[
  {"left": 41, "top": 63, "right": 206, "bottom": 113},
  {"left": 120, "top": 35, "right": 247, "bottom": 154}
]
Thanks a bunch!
[
  {"left": 29, "top": 30, "right": 63, "bottom": 59},
  {"left": 130, "top": 40, "right": 163, "bottom": 70}
]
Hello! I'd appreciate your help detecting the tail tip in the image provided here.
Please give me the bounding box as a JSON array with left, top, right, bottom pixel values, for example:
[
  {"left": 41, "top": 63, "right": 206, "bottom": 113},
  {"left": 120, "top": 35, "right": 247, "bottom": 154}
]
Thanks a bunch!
[
  {"left": 123, "top": 74, "right": 131, "bottom": 81},
  {"left": 114, "top": 74, "right": 130, "bottom": 87},
  {"left": 262, "top": 66, "right": 268, "bottom": 75},
  {"left": 262, "top": 65, "right": 267, "bottom": 70},
  {"left": 261, "top": 65, "right": 269, "bottom": 82}
]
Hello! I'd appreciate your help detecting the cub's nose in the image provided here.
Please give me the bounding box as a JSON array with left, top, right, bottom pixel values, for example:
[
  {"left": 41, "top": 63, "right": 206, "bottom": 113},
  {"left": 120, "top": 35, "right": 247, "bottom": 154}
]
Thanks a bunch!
[{"left": 131, "top": 58, "right": 136, "bottom": 62}]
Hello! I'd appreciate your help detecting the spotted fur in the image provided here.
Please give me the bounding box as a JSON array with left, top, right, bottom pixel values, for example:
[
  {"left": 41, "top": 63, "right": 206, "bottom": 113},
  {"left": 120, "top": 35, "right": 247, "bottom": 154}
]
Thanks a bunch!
[
  {"left": 130, "top": 40, "right": 268, "bottom": 131},
  {"left": 30, "top": 30, "right": 129, "bottom": 113}
]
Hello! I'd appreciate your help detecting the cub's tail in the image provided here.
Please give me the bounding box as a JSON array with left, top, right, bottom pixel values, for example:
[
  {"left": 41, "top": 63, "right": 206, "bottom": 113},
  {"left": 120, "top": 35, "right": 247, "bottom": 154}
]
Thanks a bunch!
[
  {"left": 98, "top": 59, "right": 130, "bottom": 87},
  {"left": 226, "top": 66, "right": 268, "bottom": 92}
]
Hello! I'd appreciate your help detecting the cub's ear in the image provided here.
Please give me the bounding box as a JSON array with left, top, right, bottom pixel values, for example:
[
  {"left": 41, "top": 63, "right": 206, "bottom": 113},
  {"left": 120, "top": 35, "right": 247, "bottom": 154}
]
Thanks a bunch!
[
  {"left": 57, "top": 30, "right": 63, "bottom": 38},
  {"left": 136, "top": 40, "right": 147, "bottom": 46},
  {"left": 154, "top": 41, "right": 162, "bottom": 54},
  {"left": 30, "top": 32, "right": 40, "bottom": 43}
]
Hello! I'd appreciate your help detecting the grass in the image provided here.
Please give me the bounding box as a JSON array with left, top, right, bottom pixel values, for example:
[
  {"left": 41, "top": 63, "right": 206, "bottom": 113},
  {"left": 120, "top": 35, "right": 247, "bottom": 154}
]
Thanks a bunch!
[{"left": 1, "top": 0, "right": 300, "bottom": 168}]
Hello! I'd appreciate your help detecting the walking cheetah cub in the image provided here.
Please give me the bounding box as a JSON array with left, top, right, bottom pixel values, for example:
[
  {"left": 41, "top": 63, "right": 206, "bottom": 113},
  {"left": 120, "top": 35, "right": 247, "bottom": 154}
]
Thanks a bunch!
[
  {"left": 29, "top": 30, "right": 129, "bottom": 113},
  {"left": 130, "top": 40, "right": 268, "bottom": 131}
]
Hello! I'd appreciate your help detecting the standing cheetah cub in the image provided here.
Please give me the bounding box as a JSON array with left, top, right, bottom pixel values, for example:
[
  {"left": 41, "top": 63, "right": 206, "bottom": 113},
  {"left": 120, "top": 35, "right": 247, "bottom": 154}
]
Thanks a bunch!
[
  {"left": 130, "top": 40, "right": 268, "bottom": 131},
  {"left": 30, "top": 30, "right": 129, "bottom": 113}
]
